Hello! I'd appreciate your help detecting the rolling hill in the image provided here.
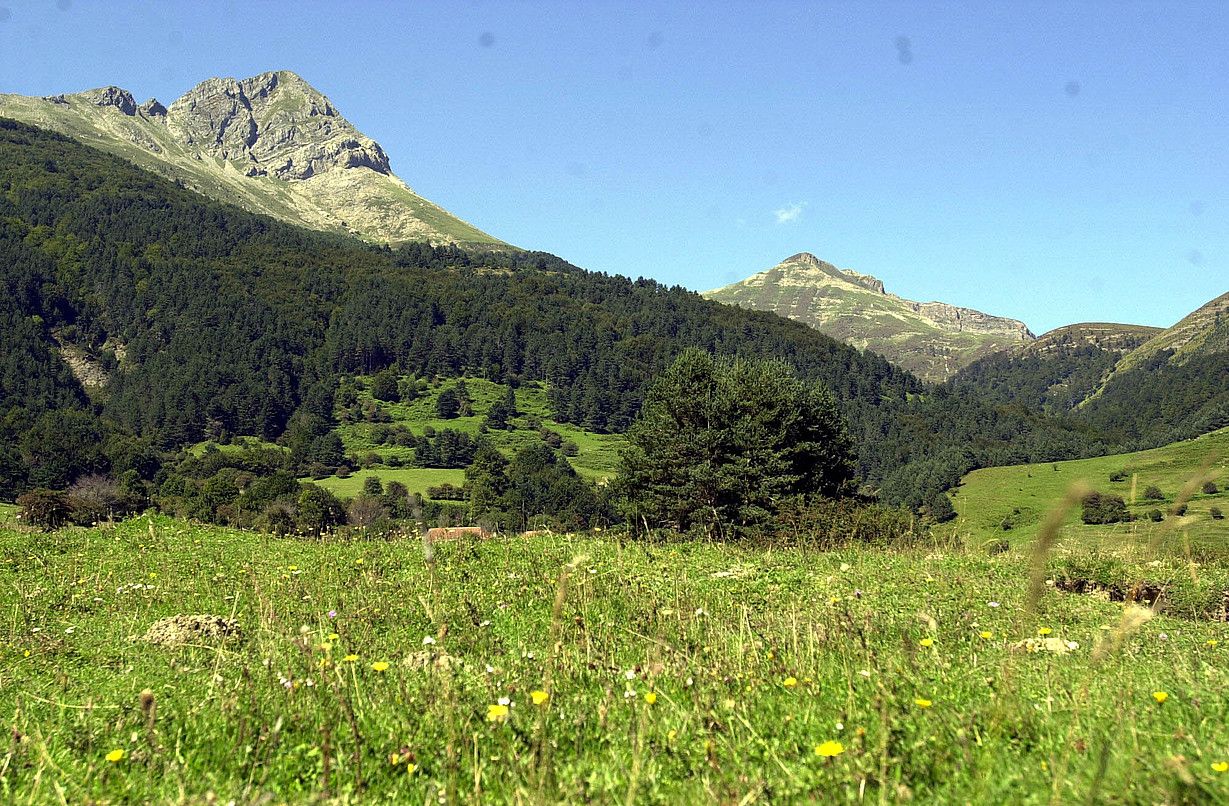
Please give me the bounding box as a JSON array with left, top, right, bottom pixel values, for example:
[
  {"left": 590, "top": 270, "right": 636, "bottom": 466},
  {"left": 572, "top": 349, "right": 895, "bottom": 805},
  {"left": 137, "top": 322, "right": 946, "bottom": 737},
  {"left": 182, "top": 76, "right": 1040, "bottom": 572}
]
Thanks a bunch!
[
  {"left": 0, "top": 70, "right": 503, "bottom": 246},
  {"left": 703, "top": 252, "right": 1034, "bottom": 381}
]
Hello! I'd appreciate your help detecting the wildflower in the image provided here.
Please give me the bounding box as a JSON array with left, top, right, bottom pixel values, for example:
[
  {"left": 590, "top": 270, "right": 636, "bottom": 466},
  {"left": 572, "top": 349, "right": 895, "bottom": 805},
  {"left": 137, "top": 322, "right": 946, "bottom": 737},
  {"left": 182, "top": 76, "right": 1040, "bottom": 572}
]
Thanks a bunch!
[
  {"left": 783, "top": 676, "right": 798, "bottom": 688},
  {"left": 644, "top": 692, "right": 657, "bottom": 704},
  {"left": 814, "top": 740, "right": 845, "bottom": 757},
  {"left": 858, "top": 669, "right": 871, "bottom": 678},
  {"left": 624, "top": 669, "right": 637, "bottom": 680},
  {"left": 327, "top": 633, "right": 339, "bottom": 641},
  {"left": 327, "top": 610, "right": 337, "bottom": 619},
  {"left": 1207, "top": 639, "right": 1218, "bottom": 647},
  {"left": 988, "top": 601, "right": 1000, "bottom": 608},
  {"left": 723, "top": 698, "right": 736, "bottom": 709},
  {"left": 1212, "top": 761, "right": 1228, "bottom": 773},
  {"left": 1038, "top": 627, "right": 1053, "bottom": 636},
  {"left": 105, "top": 748, "right": 125, "bottom": 763},
  {"left": 920, "top": 638, "right": 934, "bottom": 648},
  {"left": 498, "top": 696, "right": 511, "bottom": 706},
  {"left": 1152, "top": 691, "right": 1168, "bottom": 704},
  {"left": 979, "top": 631, "right": 993, "bottom": 639},
  {"left": 371, "top": 661, "right": 390, "bottom": 672},
  {"left": 914, "top": 698, "right": 933, "bottom": 709},
  {"left": 422, "top": 636, "right": 437, "bottom": 646},
  {"left": 486, "top": 703, "right": 510, "bottom": 722},
  {"left": 531, "top": 690, "right": 550, "bottom": 706},
  {"left": 343, "top": 654, "right": 359, "bottom": 662}
]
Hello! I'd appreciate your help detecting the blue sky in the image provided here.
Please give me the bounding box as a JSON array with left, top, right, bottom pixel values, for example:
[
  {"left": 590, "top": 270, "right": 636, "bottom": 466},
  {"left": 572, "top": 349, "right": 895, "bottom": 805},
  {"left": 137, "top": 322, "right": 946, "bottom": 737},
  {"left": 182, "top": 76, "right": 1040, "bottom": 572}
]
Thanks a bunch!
[{"left": 1, "top": 1, "right": 1225, "bottom": 333}]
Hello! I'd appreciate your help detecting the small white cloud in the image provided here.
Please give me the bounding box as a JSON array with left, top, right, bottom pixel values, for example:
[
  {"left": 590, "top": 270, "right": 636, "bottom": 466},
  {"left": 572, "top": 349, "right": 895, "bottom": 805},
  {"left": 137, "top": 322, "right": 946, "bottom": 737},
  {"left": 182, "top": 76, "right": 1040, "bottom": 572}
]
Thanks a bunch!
[{"left": 774, "top": 202, "right": 805, "bottom": 224}]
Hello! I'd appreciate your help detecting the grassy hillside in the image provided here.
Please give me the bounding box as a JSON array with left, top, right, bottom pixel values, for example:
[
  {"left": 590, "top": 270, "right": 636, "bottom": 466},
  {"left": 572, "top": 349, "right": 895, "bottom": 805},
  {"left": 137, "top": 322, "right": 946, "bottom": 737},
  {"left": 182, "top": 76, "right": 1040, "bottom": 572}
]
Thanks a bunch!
[
  {"left": 0, "top": 502, "right": 16, "bottom": 524},
  {"left": 311, "top": 468, "right": 465, "bottom": 500},
  {"left": 2, "top": 516, "right": 1226, "bottom": 802},
  {"left": 328, "top": 377, "right": 624, "bottom": 488},
  {"left": 704, "top": 253, "right": 1033, "bottom": 382},
  {"left": 950, "top": 427, "right": 1229, "bottom": 556}
]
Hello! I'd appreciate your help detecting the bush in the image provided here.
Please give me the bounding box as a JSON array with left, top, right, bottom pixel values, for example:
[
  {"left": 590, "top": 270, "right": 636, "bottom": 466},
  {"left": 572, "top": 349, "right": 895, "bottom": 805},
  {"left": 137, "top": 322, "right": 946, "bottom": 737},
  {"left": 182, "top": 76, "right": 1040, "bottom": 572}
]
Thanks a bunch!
[
  {"left": 1148, "top": 509, "right": 1163, "bottom": 522},
  {"left": 426, "top": 483, "right": 466, "bottom": 501},
  {"left": 1081, "top": 491, "right": 1128, "bottom": 525},
  {"left": 362, "top": 476, "right": 384, "bottom": 496},
  {"left": 560, "top": 440, "right": 580, "bottom": 457},
  {"left": 1142, "top": 485, "right": 1164, "bottom": 501},
  {"left": 1203, "top": 481, "right": 1219, "bottom": 495},
  {"left": 66, "top": 474, "right": 132, "bottom": 524},
  {"left": 768, "top": 497, "right": 926, "bottom": 548},
  {"left": 1108, "top": 470, "right": 1128, "bottom": 482},
  {"left": 370, "top": 369, "right": 400, "bottom": 403},
  {"left": 16, "top": 489, "right": 69, "bottom": 530},
  {"left": 1172, "top": 503, "right": 1188, "bottom": 517},
  {"left": 1211, "top": 507, "right": 1224, "bottom": 520}
]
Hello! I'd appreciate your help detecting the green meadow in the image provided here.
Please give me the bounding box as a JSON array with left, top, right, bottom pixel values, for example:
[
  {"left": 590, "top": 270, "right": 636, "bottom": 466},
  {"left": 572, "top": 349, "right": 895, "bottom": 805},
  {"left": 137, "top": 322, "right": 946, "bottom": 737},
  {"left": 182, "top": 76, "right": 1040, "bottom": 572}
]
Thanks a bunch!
[
  {"left": 2, "top": 513, "right": 1228, "bottom": 803},
  {"left": 950, "top": 427, "right": 1229, "bottom": 558}
]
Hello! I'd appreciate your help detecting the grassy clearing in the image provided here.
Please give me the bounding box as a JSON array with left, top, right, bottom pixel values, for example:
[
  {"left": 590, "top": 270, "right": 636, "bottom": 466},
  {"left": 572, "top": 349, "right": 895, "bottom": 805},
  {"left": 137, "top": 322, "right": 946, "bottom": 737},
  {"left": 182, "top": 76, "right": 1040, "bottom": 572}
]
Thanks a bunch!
[
  {"left": 308, "top": 468, "right": 465, "bottom": 500},
  {"left": 949, "top": 427, "right": 1229, "bottom": 558},
  {"left": 2, "top": 516, "right": 1227, "bottom": 802},
  {"left": 0, "top": 502, "right": 16, "bottom": 525},
  {"left": 332, "top": 378, "right": 624, "bottom": 491}
]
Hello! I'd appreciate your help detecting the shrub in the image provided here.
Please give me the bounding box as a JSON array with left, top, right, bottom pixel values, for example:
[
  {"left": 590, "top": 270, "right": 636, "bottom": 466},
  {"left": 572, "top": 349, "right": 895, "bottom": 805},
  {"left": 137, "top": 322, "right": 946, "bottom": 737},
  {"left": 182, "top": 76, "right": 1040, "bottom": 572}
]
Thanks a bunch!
[
  {"left": 347, "top": 494, "right": 389, "bottom": 527},
  {"left": 362, "top": 476, "right": 384, "bottom": 496},
  {"left": 1142, "top": 485, "right": 1164, "bottom": 501},
  {"left": 426, "top": 483, "right": 466, "bottom": 501},
  {"left": 1203, "top": 481, "right": 1219, "bottom": 495},
  {"left": 561, "top": 440, "right": 580, "bottom": 457},
  {"left": 1148, "top": 509, "right": 1163, "bottom": 522},
  {"left": 1081, "top": 491, "right": 1128, "bottom": 525},
  {"left": 335, "top": 465, "right": 352, "bottom": 479},
  {"left": 1172, "top": 503, "right": 1188, "bottom": 517},
  {"left": 66, "top": 474, "right": 132, "bottom": 524},
  {"left": 370, "top": 369, "right": 400, "bottom": 403},
  {"left": 1108, "top": 470, "right": 1128, "bottom": 482},
  {"left": 1212, "top": 507, "right": 1224, "bottom": 520},
  {"left": 16, "top": 489, "right": 69, "bottom": 530}
]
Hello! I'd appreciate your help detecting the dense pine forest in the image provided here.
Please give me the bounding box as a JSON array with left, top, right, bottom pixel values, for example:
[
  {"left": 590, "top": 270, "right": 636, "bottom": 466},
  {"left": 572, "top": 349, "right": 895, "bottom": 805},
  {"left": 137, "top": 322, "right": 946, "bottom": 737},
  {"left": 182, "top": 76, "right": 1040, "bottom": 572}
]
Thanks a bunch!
[{"left": 0, "top": 118, "right": 1163, "bottom": 521}]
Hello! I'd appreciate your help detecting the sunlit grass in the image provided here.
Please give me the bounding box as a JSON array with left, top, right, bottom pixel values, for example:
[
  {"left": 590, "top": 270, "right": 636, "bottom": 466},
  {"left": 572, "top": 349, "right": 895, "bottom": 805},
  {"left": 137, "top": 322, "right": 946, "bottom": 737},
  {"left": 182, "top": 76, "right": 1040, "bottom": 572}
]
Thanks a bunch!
[{"left": 2, "top": 515, "right": 1226, "bottom": 802}]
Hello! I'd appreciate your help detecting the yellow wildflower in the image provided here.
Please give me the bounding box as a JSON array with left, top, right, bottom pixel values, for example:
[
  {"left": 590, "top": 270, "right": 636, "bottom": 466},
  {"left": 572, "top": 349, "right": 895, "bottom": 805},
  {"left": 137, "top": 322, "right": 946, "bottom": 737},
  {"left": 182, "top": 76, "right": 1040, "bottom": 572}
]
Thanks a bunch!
[
  {"left": 343, "top": 654, "right": 359, "bottom": 662},
  {"left": 371, "top": 661, "right": 390, "bottom": 672},
  {"left": 1152, "top": 691, "right": 1168, "bottom": 704},
  {"left": 814, "top": 740, "right": 845, "bottom": 757},
  {"left": 783, "top": 676, "right": 798, "bottom": 688},
  {"left": 1038, "top": 627, "right": 1053, "bottom": 636},
  {"left": 327, "top": 633, "right": 339, "bottom": 641},
  {"left": 914, "top": 698, "right": 933, "bottom": 709},
  {"left": 1212, "top": 761, "right": 1228, "bottom": 773},
  {"left": 979, "top": 631, "right": 993, "bottom": 640},
  {"left": 920, "top": 638, "right": 934, "bottom": 648},
  {"left": 105, "top": 748, "right": 125, "bottom": 763},
  {"left": 531, "top": 690, "right": 550, "bottom": 706},
  {"left": 486, "top": 703, "right": 510, "bottom": 722},
  {"left": 1207, "top": 640, "right": 1219, "bottom": 647},
  {"left": 644, "top": 691, "right": 657, "bottom": 704}
]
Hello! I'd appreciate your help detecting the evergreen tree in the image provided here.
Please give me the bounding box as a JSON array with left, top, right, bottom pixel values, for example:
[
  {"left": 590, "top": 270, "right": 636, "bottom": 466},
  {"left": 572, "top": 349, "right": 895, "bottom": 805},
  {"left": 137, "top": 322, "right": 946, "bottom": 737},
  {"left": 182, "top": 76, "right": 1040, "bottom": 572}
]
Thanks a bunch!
[{"left": 617, "top": 350, "right": 854, "bottom": 538}]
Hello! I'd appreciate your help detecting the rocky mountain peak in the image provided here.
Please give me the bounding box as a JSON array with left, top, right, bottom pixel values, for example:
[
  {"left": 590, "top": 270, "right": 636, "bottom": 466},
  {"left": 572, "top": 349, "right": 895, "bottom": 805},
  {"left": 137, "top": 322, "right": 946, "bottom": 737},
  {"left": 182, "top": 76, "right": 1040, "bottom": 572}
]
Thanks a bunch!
[
  {"left": 165, "top": 70, "right": 391, "bottom": 180},
  {"left": 81, "top": 86, "right": 137, "bottom": 116}
]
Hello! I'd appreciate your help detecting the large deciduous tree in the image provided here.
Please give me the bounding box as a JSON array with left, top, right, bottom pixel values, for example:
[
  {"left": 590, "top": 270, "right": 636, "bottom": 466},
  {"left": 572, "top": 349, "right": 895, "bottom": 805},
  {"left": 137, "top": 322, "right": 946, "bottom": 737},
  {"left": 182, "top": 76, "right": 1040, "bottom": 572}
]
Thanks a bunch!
[{"left": 617, "top": 349, "right": 854, "bottom": 538}]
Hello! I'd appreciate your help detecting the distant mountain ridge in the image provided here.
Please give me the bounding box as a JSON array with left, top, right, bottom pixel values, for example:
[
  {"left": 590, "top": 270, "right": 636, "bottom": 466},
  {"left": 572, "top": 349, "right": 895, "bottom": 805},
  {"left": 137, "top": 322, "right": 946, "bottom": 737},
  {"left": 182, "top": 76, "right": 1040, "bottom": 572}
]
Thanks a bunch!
[
  {"left": 0, "top": 70, "right": 503, "bottom": 246},
  {"left": 703, "top": 252, "right": 1034, "bottom": 381}
]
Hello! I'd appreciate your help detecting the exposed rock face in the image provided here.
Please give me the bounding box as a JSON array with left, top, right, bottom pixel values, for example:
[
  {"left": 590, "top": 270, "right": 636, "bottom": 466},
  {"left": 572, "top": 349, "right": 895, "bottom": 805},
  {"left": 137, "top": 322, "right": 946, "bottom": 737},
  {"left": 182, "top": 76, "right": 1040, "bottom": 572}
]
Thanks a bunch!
[
  {"left": 0, "top": 70, "right": 502, "bottom": 245},
  {"left": 703, "top": 252, "right": 1035, "bottom": 381},
  {"left": 82, "top": 86, "right": 137, "bottom": 115},
  {"left": 166, "top": 71, "right": 392, "bottom": 180},
  {"left": 139, "top": 98, "right": 167, "bottom": 118}
]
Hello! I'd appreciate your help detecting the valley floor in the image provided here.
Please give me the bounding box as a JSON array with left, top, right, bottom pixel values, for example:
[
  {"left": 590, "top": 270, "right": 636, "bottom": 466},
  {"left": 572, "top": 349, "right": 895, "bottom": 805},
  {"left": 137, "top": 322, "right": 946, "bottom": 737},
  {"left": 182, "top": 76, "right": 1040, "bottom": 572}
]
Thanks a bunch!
[{"left": 2, "top": 517, "right": 1228, "bottom": 803}]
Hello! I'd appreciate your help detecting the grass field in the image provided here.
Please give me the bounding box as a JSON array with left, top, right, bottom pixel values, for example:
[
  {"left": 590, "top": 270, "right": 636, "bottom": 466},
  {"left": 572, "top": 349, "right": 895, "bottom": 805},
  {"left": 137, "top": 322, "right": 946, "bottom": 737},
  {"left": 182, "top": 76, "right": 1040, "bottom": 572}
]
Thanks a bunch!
[
  {"left": 308, "top": 468, "right": 466, "bottom": 500},
  {"left": 949, "top": 427, "right": 1229, "bottom": 558},
  {"left": 2, "top": 515, "right": 1227, "bottom": 803},
  {"left": 329, "top": 377, "right": 625, "bottom": 493},
  {"left": 0, "top": 502, "right": 16, "bottom": 525}
]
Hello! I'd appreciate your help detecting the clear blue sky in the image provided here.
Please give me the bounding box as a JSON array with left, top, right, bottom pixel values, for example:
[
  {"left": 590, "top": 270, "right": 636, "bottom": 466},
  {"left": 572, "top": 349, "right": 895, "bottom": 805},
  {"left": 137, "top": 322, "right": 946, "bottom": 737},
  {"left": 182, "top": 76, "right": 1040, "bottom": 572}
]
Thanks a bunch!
[{"left": 2, "top": 1, "right": 1225, "bottom": 333}]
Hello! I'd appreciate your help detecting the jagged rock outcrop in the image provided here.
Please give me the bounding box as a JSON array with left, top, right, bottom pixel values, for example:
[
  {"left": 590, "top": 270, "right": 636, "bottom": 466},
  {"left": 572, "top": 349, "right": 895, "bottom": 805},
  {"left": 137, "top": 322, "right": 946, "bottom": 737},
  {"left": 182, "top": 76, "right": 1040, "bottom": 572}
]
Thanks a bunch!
[
  {"left": 0, "top": 70, "right": 502, "bottom": 245},
  {"left": 704, "top": 252, "right": 1034, "bottom": 381},
  {"left": 166, "top": 71, "right": 392, "bottom": 180}
]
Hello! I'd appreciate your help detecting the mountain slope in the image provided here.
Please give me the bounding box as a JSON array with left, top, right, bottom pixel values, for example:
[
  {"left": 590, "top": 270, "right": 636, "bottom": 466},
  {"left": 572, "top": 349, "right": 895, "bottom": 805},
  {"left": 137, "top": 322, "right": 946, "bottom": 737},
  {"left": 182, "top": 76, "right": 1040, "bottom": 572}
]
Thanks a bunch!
[
  {"left": 1076, "top": 293, "right": 1229, "bottom": 444},
  {"left": 0, "top": 70, "right": 502, "bottom": 246},
  {"left": 703, "top": 253, "right": 1034, "bottom": 381},
  {"left": 946, "top": 322, "right": 1160, "bottom": 414},
  {"left": 0, "top": 119, "right": 1110, "bottom": 509}
]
